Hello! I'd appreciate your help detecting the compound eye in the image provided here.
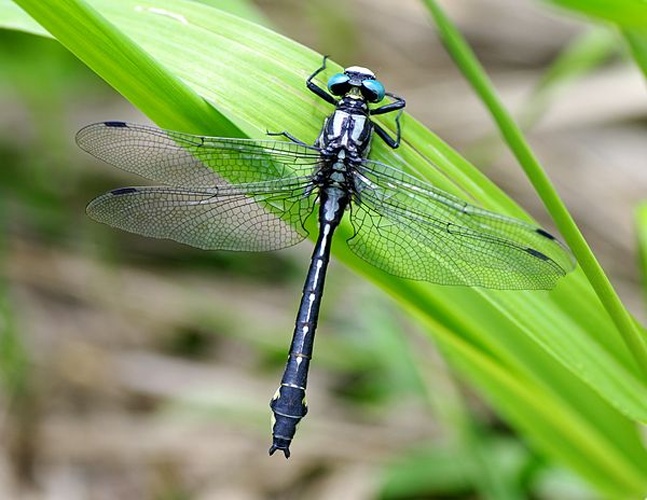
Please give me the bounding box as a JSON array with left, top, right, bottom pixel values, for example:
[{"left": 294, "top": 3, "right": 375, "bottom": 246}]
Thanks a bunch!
[
  {"left": 361, "top": 79, "right": 385, "bottom": 103},
  {"left": 327, "top": 73, "right": 351, "bottom": 96}
]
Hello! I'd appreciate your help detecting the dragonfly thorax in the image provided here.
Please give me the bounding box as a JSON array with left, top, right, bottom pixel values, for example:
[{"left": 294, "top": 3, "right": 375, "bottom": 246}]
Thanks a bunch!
[{"left": 316, "top": 103, "right": 373, "bottom": 161}]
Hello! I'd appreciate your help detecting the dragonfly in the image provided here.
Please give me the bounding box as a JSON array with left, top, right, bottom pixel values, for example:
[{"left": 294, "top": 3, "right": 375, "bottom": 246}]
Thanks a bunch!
[{"left": 77, "top": 57, "right": 575, "bottom": 458}]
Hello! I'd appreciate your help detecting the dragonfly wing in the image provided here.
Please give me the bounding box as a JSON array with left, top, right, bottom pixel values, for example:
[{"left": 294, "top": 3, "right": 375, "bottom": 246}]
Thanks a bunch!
[
  {"left": 86, "top": 180, "right": 314, "bottom": 251},
  {"left": 349, "top": 160, "right": 575, "bottom": 289},
  {"left": 76, "top": 122, "right": 321, "bottom": 187}
]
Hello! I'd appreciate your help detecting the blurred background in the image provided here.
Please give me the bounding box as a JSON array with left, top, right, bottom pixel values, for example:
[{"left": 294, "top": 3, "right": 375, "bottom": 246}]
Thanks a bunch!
[{"left": 1, "top": 0, "right": 645, "bottom": 498}]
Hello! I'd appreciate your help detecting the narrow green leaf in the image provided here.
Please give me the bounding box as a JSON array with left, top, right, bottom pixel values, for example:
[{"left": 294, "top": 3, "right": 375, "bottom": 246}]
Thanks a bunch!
[
  {"left": 544, "top": 0, "right": 647, "bottom": 27},
  {"left": 623, "top": 28, "right": 647, "bottom": 79}
]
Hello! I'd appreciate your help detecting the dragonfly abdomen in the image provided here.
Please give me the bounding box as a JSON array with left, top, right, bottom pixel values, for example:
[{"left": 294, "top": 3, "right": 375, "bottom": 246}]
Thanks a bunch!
[{"left": 268, "top": 186, "right": 348, "bottom": 458}]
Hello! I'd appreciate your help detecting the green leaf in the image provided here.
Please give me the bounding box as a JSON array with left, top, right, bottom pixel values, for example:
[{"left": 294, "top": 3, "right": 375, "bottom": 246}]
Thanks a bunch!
[
  {"left": 623, "top": 28, "right": 647, "bottom": 79},
  {"left": 544, "top": 0, "right": 647, "bottom": 27},
  {"left": 4, "top": 0, "right": 647, "bottom": 496}
]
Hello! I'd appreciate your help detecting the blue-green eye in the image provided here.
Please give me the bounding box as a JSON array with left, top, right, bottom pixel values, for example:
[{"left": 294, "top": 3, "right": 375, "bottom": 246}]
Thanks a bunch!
[
  {"left": 361, "top": 79, "right": 385, "bottom": 103},
  {"left": 327, "top": 73, "right": 350, "bottom": 96}
]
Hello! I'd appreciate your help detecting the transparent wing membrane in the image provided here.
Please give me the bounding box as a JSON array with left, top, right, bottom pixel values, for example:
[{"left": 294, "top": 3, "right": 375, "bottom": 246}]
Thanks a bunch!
[
  {"left": 86, "top": 181, "right": 313, "bottom": 251},
  {"left": 349, "top": 159, "right": 575, "bottom": 289},
  {"left": 80, "top": 121, "right": 574, "bottom": 289},
  {"left": 76, "top": 122, "right": 321, "bottom": 186}
]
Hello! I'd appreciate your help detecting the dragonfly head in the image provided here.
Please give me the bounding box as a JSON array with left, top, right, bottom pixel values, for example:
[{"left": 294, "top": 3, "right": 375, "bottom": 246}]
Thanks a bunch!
[{"left": 327, "top": 66, "right": 386, "bottom": 103}]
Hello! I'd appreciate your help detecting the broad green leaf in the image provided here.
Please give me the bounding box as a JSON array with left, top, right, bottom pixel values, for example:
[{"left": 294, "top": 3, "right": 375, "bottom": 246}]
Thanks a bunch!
[{"left": 3, "top": 0, "right": 647, "bottom": 496}]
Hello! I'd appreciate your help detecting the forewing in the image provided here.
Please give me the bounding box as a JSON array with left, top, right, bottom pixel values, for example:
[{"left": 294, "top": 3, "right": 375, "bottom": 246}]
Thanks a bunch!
[
  {"left": 349, "top": 160, "right": 576, "bottom": 289},
  {"left": 76, "top": 122, "right": 321, "bottom": 187},
  {"left": 86, "top": 180, "right": 314, "bottom": 251}
]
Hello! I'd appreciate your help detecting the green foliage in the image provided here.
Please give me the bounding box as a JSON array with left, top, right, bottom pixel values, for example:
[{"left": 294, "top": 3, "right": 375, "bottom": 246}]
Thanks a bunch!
[
  {"left": 2, "top": 0, "right": 646, "bottom": 497},
  {"left": 546, "top": 0, "right": 647, "bottom": 27}
]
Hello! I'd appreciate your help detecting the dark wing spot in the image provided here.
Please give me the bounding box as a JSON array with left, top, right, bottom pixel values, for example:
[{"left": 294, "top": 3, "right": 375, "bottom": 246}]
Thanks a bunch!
[
  {"left": 104, "top": 121, "right": 128, "bottom": 128},
  {"left": 525, "top": 247, "right": 550, "bottom": 261},
  {"left": 111, "top": 187, "right": 138, "bottom": 195},
  {"left": 536, "top": 228, "right": 556, "bottom": 240}
]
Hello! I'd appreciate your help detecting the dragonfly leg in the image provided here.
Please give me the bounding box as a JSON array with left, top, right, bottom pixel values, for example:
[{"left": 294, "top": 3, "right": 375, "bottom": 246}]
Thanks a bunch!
[
  {"left": 266, "top": 129, "right": 309, "bottom": 146},
  {"left": 373, "top": 121, "right": 401, "bottom": 149},
  {"left": 370, "top": 92, "right": 406, "bottom": 116},
  {"left": 370, "top": 92, "right": 406, "bottom": 148},
  {"left": 306, "top": 55, "right": 337, "bottom": 105}
]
